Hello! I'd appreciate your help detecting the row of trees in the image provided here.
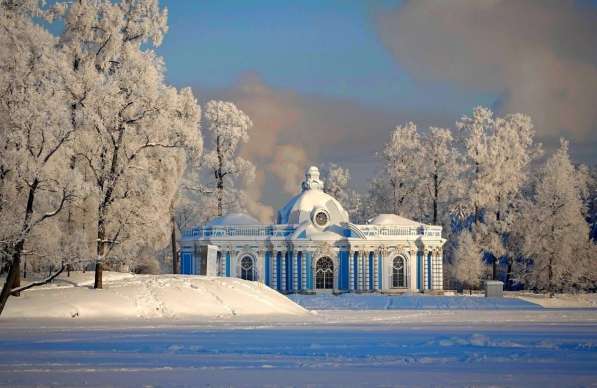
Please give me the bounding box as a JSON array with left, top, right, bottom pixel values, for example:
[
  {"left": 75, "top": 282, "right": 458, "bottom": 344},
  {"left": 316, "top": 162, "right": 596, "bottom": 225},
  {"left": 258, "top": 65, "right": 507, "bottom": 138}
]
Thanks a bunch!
[
  {"left": 332, "top": 107, "right": 595, "bottom": 294},
  {"left": 1, "top": 1, "right": 594, "bottom": 316},
  {"left": 0, "top": 0, "right": 255, "bottom": 314}
]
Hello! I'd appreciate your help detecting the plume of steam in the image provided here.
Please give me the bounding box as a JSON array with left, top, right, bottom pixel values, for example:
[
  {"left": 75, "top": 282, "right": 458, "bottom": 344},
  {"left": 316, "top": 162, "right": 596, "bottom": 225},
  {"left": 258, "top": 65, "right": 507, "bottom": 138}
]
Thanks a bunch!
[{"left": 269, "top": 145, "right": 308, "bottom": 194}]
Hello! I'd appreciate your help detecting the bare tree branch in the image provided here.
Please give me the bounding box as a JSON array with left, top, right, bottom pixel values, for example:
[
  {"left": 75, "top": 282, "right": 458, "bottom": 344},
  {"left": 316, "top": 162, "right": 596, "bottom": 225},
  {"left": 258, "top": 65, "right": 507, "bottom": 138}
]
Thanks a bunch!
[{"left": 10, "top": 263, "right": 65, "bottom": 294}]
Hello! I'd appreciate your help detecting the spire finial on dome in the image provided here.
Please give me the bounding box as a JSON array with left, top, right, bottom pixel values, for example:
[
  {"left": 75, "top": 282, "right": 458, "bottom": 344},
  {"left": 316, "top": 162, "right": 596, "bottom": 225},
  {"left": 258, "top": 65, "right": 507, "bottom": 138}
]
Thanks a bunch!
[{"left": 301, "top": 166, "right": 324, "bottom": 191}]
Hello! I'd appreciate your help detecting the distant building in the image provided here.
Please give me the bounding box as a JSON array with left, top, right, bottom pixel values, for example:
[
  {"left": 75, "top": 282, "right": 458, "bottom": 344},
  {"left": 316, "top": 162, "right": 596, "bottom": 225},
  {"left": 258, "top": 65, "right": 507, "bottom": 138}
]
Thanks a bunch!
[{"left": 180, "top": 166, "right": 446, "bottom": 293}]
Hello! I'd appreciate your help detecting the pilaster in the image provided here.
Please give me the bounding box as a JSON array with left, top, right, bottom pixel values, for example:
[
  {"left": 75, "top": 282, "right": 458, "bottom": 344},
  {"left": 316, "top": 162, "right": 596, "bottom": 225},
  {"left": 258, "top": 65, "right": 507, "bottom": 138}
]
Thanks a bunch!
[
  {"left": 364, "top": 251, "right": 370, "bottom": 290},
  {"left": 373, "top": 250, "right": 379, "bottom": 290},
  {"left": 291, "top": 251, "right": 298, "bottom": 291},
  {"left": 280, "top": 249, "right": 287, "bottom": 291},
  {"left": 272, "top": 251, "right": 278, "bottom": 290}
]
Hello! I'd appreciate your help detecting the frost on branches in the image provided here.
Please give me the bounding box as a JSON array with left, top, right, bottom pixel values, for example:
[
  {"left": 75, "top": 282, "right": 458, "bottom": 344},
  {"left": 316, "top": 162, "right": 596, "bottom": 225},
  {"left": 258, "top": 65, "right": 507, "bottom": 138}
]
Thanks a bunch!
[
  {"left": 203, "top": 100, "right": 255, "bottom": 217},
  {"left": 58, "top": 0, "right": 202, "bottom": 287},
  {"left": 0, "top": 0, "right": 203, "bottom": 300},
  {"left": 322, "top": 163, "right": 363, "bottom": 222},
  {"left": 513, "top": 140, "right": 596, "bottom": 293},
  {"left": 451, "top": 230, "right": 488, "bottom": 291},
  {"left": 0, "top": 1, "right": 78, "bottom": 313},
  {"left": 369, "top": 122, "right": 461, "bottom": 226},
  {"left": 456, "top": 107, "right": 541, "bottom": 281}
]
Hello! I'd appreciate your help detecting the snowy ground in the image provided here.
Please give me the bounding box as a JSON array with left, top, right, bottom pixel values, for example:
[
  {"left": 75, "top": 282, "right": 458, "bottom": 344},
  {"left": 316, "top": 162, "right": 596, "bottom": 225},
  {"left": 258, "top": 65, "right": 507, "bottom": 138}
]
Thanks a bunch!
[
  {"left": 289, "top": 293, "right": 542, "bottom": 310},
  {"left": 1, "top": 274, "right": 596, "bottom": 386},
  {"left": 1, "top": 272, "right": 307, "bottom": 320},
  {"left": 1, "top": 313, "right": 597, "bottom": 387},
  {"left": 514, "top": 292, "right": 597, "bottom": 308}
]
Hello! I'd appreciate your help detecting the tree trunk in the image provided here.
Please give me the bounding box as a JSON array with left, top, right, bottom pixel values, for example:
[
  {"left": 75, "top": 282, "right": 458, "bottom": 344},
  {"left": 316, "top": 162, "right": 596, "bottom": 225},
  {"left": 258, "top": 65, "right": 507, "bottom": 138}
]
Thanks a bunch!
[
  {"left": 94, "top": 214, "right": 106, "bottom": 289},
  {"left": 171, "top": 213, "right": 178, "bottom": 274},
  {"left": 505, "top": 257, "right": 513, "bottom": 290},
  {"left": 548, "top": 255, "right": 553, "bottom": 296},
  {"left": 3, "top": 181, "right": 38, "bottom": 306},
  {"left": 13, "top": 263, "right": 20, "bottom": 296},
  {"left": 216, "top": 134, "right": 224, "bottom": 217},
  {"left": 94, "top": 262, "right": 103, "bottom": 289},
  {"left": 433, "top": 173, "right": 438, "bottom": 224},
  {"left": 0, "top": 259, "right": 18, "bottom": 315},
  {"left": 492, "top": 256, "right": 498, "bottom": 281}
]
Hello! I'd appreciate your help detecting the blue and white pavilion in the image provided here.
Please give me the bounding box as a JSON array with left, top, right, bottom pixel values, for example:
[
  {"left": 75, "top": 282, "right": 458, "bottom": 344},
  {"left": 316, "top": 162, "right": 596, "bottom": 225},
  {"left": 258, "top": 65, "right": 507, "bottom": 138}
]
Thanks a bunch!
[{"left": 180, "top": 166, "right": 446, "bottom": 293}]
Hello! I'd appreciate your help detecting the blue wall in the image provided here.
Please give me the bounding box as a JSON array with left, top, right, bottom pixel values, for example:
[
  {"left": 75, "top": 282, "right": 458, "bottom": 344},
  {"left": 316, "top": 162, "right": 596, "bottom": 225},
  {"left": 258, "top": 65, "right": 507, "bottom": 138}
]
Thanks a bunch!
[
  {"left": 427, "top": 252, "right": 432, "bottom": 290},
  {"left": 265, "top": 251, "right": 271, "bottom": 286},
  {"left": 339, "top": 250, "right": 348, "bottom": 290},
  {"left": 369, "top": 252, "right": 374, "bottom": 290},
  {"left": 353, "top": 252, "right": 358, "bottom": 290},
  {"left": 181, "top": 251, "right": 192, "bottom": 274},
  {"left": 276, "top": 252, "right": 281, "bottom": 289},
  {"left": 297, "top": 252, "right": 302, "bottom": 290},
  {"left": 306, "top": 253, "right": 313, "bottom": 289}
]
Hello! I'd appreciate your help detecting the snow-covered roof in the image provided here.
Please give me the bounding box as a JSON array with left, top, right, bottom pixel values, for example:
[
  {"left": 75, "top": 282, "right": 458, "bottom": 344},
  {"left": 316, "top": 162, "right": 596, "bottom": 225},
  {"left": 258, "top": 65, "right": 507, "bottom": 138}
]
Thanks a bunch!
[
  {"left": 277, "top": 166, "right": 349, "bottom": 225},
  {"left": 206, "top": 213, "right": 260, "bottom": 226},
  {"left": 367, "top": 213, "right": 421, "bottom": 227}
]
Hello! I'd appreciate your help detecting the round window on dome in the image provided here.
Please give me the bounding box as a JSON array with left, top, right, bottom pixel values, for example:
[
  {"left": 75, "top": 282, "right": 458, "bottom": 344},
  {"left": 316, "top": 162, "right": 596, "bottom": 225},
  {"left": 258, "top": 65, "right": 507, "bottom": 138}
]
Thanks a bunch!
[{"left": 314, "top": 210, "right": 329, "bottom": 227}]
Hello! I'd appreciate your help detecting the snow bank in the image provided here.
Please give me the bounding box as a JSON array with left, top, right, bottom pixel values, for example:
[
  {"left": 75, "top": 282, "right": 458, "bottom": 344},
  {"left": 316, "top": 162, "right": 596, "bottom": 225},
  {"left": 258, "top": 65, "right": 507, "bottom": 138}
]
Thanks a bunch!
[
  {"left": 514, "top": 293, "right": 597, "bottom": 308},
  {"left": 2, "top": 272, "right": 308, "bottom": 320}
]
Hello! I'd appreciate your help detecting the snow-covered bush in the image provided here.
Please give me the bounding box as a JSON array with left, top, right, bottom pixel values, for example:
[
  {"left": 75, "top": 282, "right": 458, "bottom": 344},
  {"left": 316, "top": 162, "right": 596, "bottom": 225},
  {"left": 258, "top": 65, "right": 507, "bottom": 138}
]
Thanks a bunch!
[{"left": 133, "top": 257, "right": 161, "bottom": 275}]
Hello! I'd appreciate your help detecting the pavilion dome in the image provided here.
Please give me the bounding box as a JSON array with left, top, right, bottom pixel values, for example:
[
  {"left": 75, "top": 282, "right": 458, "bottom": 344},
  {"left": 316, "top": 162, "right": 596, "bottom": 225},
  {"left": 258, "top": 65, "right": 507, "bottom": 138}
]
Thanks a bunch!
[
  {"left": 277, "top": 166, "right": 349, "bottom": 225},
  {"left": 367, "top": 213, "right": 421, "bottom": 227},
  {"left": 206, "top": 213, "right": 260, "bottom": 226}
]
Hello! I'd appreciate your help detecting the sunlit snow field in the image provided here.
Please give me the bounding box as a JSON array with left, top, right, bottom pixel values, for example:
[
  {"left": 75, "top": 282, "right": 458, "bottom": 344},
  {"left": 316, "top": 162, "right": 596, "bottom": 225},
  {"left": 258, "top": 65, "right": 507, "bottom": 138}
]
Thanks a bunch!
[
  {"left": 1, "top": 274, "right": 596, "bottom": 387},
  {"left": 1, "top": 317, "right": 597, "bottom": 387}
]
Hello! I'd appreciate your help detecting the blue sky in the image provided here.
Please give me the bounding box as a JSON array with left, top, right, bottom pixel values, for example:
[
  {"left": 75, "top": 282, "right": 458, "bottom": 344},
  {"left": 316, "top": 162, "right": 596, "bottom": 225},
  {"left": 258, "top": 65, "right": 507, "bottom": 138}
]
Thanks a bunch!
[
  {"left": 154, "top": 0, "right": 596, "bottom": 210},
  {"left": 158, "top": 0, "right": 495, "bottom": 115}
]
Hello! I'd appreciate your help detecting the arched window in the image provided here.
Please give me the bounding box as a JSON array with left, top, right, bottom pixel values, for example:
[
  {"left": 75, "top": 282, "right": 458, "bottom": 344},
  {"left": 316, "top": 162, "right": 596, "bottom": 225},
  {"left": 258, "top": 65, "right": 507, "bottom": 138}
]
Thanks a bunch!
[
  {"left": 240, "top": 256, "right": 255, "bottom": 281},
  {"left": 315, "top": 257, "right": 334, "bottom": 289},
  {"left": 392, "top": 256, "right": 406, "bottom": 288}
]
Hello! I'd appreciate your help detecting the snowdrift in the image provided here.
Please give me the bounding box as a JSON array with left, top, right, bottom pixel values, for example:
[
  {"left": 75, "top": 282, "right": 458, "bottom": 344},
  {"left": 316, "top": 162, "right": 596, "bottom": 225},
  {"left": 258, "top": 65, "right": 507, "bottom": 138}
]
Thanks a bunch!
[{"left": 2, "top": 272, "right": 308, "bottom": 320}]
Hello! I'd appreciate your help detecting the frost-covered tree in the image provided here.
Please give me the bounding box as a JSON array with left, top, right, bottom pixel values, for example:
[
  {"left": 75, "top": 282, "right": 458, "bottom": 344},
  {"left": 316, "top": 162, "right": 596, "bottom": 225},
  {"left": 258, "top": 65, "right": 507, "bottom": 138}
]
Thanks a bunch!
[
  {"left": 419, "top": 127, "right": 462, "bottom": 225},
  {"left": 203, "top": 100, "right": 254, "bottom": 217},
  {"left": 322, "top": 163, "right": 362, "bottom": 222},
  {"left": 587, "top": 165, "right": 597, "bottom": 241},
  {"left": 370, "top": 123, "right": 462, "bottom": 226},
  {"left": 451, "top": 230, "right": 488, "bottom": 291},
  {"left": 0, "top": 1, "right": 78, "bottom": 314},
  {"left": 512, "top": 140, "right": 595, "bottom": 293},
  {"left": 58, "top": 0, "right": 202, "bottom": 288},
  {"left": 457, "top": 107, "right": 540, "bottom": 280},
  {"left": 370, "top": 122, "right": 422, "bottom": 219}
]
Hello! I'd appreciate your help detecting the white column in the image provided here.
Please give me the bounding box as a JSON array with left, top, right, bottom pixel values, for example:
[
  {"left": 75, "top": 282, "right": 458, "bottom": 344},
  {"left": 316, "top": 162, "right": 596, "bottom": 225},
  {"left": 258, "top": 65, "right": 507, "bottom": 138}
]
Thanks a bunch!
[
  {"left": 365, "top": 252, "right": 370, "bottom": 290},
  {"left": 280, "top": 250, "right": 287, "bottom": 291},
  {"left": 437, "top": 249, "right": 444, "bottom": 290},
  {"left": 373, "top": 251, "right": 379, "bottom": 290},
  {"left": 272, "top": 251, "right": 278, "bottom": 290},
  {"left": 348, "top": 250, "right": 354, "bottom": 291},
  {"left": 431, "top": 249, "right": 443, "bottom": 290},
  {"left": 292, "top": 251, "right": 298, "bottom": 291},
  {"left": 409, "top": 250, "right": 418, "bottom": 292},
  {"left": 258, "top": 250, "right": 264, "bottom": 283},
  {"left": 423, "top": 250, "right": 429, "bottom": 290}
]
